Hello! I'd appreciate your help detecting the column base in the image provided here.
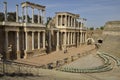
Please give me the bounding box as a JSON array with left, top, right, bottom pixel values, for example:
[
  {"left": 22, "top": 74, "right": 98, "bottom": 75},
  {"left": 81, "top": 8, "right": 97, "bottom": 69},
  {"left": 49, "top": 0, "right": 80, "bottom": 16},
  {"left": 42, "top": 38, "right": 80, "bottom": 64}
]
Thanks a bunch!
[
  {"left": 6, "top": 52, "right": 10, "bottom": 60},
  {"left": 24, "top": 50, "right": 28, "bottom": 59},
  {"left": 56, "top": 46, "right": 59, "bottom": 51},
  {"left": 16, "top": 51, "right": 21, "bottom": 59}
]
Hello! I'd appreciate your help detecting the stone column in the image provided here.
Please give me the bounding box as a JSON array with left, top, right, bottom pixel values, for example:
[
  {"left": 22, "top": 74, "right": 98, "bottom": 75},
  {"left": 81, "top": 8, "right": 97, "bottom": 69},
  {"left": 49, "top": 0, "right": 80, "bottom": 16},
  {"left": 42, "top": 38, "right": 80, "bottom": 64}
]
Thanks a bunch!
[
  {"left": 56, "top": 31, "right": 59, "bottom": 51},
  {"left": 32, "top": 32, "right": 34, "bottom": 50},
  {"left": 24, "top": 31, "right": 28, "bottom": 58},
  {"left": 4, "top": 2, "right": 7, "bottom": 21},
  {"left": 42, "top": 31, "right": 45, "bottom": 48},
  {"left": 25, "top": 32, "right": 28, "bottom": 51},
  {"left": 65, "top": 15, "right": 67, "bottom": 27},
  {"left": 38, "top": 9, "right": 40, "bottom": 23},
  {"left": 71, "top": 17, "right": 73, "bottom": 27},
  {"left": 68, "top": 32, "right": 70, "bottom": 45},
  {"left": 61, "top": 15, "right": 62, "bottom": 26},
  {"left": 83, "top": 32, "right": 85, "bottom": 43},
  {"left": 74, "top": 18, "right": 75, "bottom": 27},
  {"left": 80, "top": 31, "right": 83, "bottom": 44},
  {"left": 16, "top": 31, "right": 20, "bottom": 51},
  {"left": 16, "top": 31, "right": 20, "bottom": 59},
  {"left": 38, "top": 32, "right": 40, "bottom": 49},
  {"left": 25, "top": 7, "right": 28, "bottom": 23},
  {"left": 5, "top": 31, "right": 9, "bottom": 59},
  {"left": 42, "top": 10, "right": 46, "bottom": 24},
  {"left": 5, "top": 31, "right": 8, "bottom": 52},
  {"left": 68, "top": 16, "right": 70, "bottom": 27},
  {"left": 16, "top": 4, "right": 19, "bottom": 22},
  {"left": 63, "top": 32, "right": 66, "bottom": 49},
  {"left": 73, "top": 32, "right": 75, "bottom": 45},
  {"left": 71, "top": 32, "right": 72, "bottom": 45},
  {"left": 22, "top": 7, "right": 24, "bottom": 22},
  {"left": 32, "top": 8, "right": 34, "bottom": 23},
  {"left": 56, "top": 15, "right": 58, "bottom": 26}
]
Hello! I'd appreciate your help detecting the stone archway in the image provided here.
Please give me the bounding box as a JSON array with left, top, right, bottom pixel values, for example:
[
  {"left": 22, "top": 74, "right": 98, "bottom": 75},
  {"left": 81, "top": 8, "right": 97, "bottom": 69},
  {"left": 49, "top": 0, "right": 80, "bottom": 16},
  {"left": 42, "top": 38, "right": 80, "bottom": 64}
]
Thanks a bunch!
[{"left": 86, "top": 38, "right": 95, "bottom": 45}]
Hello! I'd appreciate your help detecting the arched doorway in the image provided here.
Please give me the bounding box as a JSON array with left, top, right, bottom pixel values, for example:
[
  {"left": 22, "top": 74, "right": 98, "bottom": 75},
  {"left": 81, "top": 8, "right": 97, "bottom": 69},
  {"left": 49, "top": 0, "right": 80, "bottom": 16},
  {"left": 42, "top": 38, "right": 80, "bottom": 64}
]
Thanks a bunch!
[{"left": 86, "top": 38, "right": 95, "bottom": 45}]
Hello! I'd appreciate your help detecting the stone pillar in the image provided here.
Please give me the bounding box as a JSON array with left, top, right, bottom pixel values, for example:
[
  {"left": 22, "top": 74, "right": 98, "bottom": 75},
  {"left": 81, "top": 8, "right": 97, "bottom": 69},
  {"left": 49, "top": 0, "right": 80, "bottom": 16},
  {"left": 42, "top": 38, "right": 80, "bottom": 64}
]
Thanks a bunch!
[
  {"left": 16, "top": 31, "right": 20, "bottom": 59},
  {"left": 24, "top": 31, "right": 28, "bottom": 58},
  {"left": 25, "top": 32, "right": 28, "bottom": 51},
  {"left": 32, "top": 8, "right": 34, "bottom": 23},
  {"left": 68, "top": 32, "right": 70, "bottom": 45},
  {"left": 65, "top": 15, "right": 67, "bottom": 27},
  {"left": 42, "top": 31, "right": 45, "bottom": 48},
  {"left": 5, "top": 31, "right": 8, "bottom": 52},
  {"left": 16, "top": 4, "right": 19, "bottom": 22},
  {"left": 16, "top": 31, "right": 20, "bottom": 51},
  {"left": 42, "top": 10, "right": 46, "bottom": 24},
  {"left": 22, "top": 7, "right": 24, "bottom": 22},
  {"left": 71, "top": 17, "right": 72, "bottom": 27},
  {"left": 32, "top": 32, "right": 34, "bottom": 50},
  {"left": 38, "top": 9, "right": 40, "bottom": 23},
  {"left": 56, "top": 15, "right": 58, "bottom": 26},
  {"left": 5, "top": 31, "right": 9, "bottom": 59},
  {"left": 68, "top": 16, "right": 70, "bottom": 27},
  {"left": 80, "top": 31, "right": 83, "bottom": 44},
  {"left": 63, "top": 32, "right": 66, "bottom": 49},
  {"left": 61, "top": 15, "right": 62, "bottom": 26},
  {"left": 56, "top": 31, "right": 59, "bottom": 51},
  {"left": 25, "top": 7, "right": 28, "bottom": 23},
  {"left": 71, "top": 32, "right": 72, "bottom": 45},
  {"left": 38, "top": 32, "right": 40, "bottom": 49},
  {"left": 73, "top": 32, "right": 75, "bottom": 45},
  {"left": 74, "top": 18, "right": 75, "bottom": 27},
  {"left": 4, "top": 2, "right": 7, "bottom": 21}
]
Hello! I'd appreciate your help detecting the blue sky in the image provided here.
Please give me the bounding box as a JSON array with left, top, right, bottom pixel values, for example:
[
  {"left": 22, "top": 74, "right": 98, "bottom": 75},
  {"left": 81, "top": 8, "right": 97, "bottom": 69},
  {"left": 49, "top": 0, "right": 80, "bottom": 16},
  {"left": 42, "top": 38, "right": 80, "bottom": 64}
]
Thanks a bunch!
[{"left": 0, "top": 0, "right": 120, "bottom": 28}]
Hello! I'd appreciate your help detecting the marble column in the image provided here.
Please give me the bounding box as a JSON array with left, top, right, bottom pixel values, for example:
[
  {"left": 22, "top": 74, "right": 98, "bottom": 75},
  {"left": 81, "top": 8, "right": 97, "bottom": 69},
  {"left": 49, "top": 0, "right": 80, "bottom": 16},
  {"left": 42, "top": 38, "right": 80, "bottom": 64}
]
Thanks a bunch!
[
  {"left": 65, "top": 15, "right": 67, "bottom": 27},
  {"left": 25, "top": 32, "right": 28, "bottom": 51},
  {"left": 16, "top": 31, "right": 20, "bottom": 59},
  {"left": 38, "top": 32, "right": 40, "bottom": 49},
  {"left": 16, "top": 4, "right": 19, "bottom": 22},
  {"left": 4, "top": 2, "right": 7, "bottom": 21},
  {"left": 71, "top": 32, "right": 73, "bottom": 45},
  {"left": 56, "top": 15, "right": 58, "bottom": 26},
  {"left": 5, "top": 31, "right": 9, "bottom": 59},
  {"left": 80, "top": 31, "right": 83, "bottom": 44},
  {"left": 68, "top": 16, "right": 70, "bottom": 27},
  {"left": 61, "top": 15, "right": 62, "bottom": 26},
  {"left": 16, "top": 31, "right": 19, "bottom": 51},
  {"left": 68, "top": 32, "right": 70, "bottom": 45},
  {"left": 74, "top": 18, "right": 75, "bottom": 27},
  {"left": 71, "top": 17, "right": 73, "bottom": 27},
  {"left": 5, "top": 31, "right": 8, "bottom": 52},
  {"left": 32, "top": 8, "right": 34, "bottom": 23},
  {"left": 42, "top": 10, "right": 46, "bottom": 24},
  {"left": 42, "top": 31, "right": 45, "bottom": 48},
  {"left": 25, "top": 7, "right": 28, "bottom": 23},
  {"left": 32, "top": 32, "right": 34, "bottom": 50},
  {"left": 63, "top": 32, "right": 66, "bottom": 49},
  {"left": 56, "top": 31, "right": 59, "bottom": 51},
  {"left": 22, "top": 7, "right": 24, "bottom": 22},
  {"left": 73, "top": 32, "right": 75, "bottom": 44},
  {"left": 38, "top": 10, "right": 40, "bottom": 23}
]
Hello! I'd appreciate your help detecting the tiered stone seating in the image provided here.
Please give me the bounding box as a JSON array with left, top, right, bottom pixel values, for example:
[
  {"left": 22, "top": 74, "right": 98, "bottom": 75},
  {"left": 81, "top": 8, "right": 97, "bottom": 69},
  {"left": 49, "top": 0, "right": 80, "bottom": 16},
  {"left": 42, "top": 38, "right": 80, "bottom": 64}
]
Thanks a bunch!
[{"left": 58, "top": 52, "right": 113, "bottom": 73}]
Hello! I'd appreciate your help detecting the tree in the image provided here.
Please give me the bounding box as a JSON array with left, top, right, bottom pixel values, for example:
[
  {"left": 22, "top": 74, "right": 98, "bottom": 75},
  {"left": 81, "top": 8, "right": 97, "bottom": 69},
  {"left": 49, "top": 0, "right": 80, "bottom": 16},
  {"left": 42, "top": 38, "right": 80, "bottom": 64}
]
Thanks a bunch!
[
  {"left": 0, "top": 12, "right": 4, "bottom": 21},
  {"left": 89, "top": 27, "right": 94, "bottom": 30},
  {"left": 100, "top": 26, "right": 104, "bottom": 30},
  {"left": 7, "top": 12, "right": 16, "bottom": 22}
]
